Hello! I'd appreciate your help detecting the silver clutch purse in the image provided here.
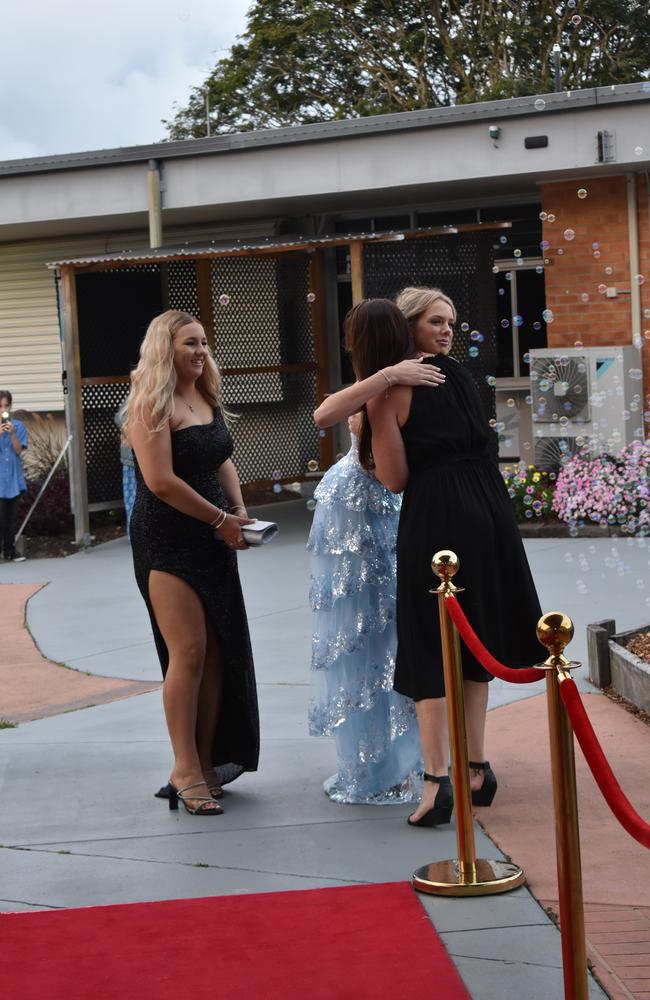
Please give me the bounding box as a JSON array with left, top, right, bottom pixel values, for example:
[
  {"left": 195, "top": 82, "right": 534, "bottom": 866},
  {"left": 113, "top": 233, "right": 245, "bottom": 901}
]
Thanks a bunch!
[{"left": 241, "top": 519, "right": 279, "bottom": 546}]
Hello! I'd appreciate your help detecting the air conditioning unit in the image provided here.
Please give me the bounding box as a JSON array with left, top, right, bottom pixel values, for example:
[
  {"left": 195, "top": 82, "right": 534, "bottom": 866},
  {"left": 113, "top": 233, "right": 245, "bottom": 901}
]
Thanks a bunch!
[{"left": 529, "top": 346, "right": 644, "bottom": 469}]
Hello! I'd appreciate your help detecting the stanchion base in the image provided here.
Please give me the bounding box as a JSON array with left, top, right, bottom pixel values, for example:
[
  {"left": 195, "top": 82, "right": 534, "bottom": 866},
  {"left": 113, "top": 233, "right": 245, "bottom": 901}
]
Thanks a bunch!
[{"left": 412, "top": 859, "right": 525, "bottom": 897}]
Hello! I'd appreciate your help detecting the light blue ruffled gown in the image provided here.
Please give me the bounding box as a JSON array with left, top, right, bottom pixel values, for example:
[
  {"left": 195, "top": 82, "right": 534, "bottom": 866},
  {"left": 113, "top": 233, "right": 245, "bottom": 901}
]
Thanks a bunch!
[{"left": 308, "top": 436, "right": 422, "bottom": 804}]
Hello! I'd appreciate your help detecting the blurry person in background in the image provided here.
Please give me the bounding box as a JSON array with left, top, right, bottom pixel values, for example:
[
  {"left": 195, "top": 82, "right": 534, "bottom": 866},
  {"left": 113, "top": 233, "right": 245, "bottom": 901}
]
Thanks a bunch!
[
  {"left": 115, "top": 408, "right": 136, "bottom": 540},
  {"left": 0, "top": 391, "right": 28, "bottom": 562}
]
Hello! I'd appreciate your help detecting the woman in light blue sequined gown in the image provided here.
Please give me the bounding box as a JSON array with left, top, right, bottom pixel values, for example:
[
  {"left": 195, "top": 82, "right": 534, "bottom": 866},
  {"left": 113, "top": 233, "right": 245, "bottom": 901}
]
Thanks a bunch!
[{"left": 308, "top": 421, "right": 422, "bottom": 804}]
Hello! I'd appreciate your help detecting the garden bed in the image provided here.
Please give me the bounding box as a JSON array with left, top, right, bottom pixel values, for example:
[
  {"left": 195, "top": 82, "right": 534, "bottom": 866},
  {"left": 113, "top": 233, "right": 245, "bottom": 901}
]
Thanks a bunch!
[{"left": 587, "top": 618, "right": 650, "bottom": 716}]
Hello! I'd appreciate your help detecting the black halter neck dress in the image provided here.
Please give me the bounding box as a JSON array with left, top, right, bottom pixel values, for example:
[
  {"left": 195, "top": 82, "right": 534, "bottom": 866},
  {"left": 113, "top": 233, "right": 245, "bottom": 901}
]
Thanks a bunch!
[
  {"left": 394, "top": 355, "right": 543, "bottom": 701},
  {"left": 130, "top": 410, "right": 259, "bottom": 785}
]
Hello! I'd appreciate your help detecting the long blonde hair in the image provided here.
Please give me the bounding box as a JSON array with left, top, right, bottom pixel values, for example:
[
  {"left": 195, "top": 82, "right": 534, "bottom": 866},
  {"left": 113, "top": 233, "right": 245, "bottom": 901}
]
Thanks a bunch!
[
  {"left": 395, "top": 286, "right": 457, "bottom": 334},
  {"left": 122, "top": 310, "right": 226, "bottom": 437}
]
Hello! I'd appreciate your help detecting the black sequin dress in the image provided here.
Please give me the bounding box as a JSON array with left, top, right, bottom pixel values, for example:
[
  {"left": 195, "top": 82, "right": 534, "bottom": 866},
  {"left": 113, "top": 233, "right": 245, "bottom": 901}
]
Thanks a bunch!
[
  {"left": 394, "top": 355, "right": 543, "bottom": 701},
  {"left": 130, "top": 411, "right": 259, "bottom": 785}
]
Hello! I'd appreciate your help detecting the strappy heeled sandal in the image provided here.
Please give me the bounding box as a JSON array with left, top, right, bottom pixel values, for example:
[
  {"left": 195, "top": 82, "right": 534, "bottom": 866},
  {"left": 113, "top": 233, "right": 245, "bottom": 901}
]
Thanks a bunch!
[
  {"left": 201, "top": 769, "right": 224, "bottom": 800},
  {"left": 168, "top": 781, "right": 223, "bottom": 816},
  {"left": 469, "top": 760, "right": 498, "bottom": 807},
  {"left": 155, "top": 777, "right": 224, "bottom": 802},
  {"left": 407, "top": 773, "right": 453, "bottom": 827}
]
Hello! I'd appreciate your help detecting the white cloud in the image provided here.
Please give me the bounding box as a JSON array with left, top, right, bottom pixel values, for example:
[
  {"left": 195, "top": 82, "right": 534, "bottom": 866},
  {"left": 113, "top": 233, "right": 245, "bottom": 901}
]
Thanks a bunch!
[{"left": 0, "top": 0, "right": 251, "bottom": 160}]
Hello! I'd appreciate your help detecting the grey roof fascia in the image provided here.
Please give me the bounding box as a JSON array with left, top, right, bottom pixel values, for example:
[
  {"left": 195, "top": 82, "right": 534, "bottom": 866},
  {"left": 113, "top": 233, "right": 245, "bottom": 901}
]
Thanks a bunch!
[{"left": 2, "top": 81, "right": 649, "bottom": 179}]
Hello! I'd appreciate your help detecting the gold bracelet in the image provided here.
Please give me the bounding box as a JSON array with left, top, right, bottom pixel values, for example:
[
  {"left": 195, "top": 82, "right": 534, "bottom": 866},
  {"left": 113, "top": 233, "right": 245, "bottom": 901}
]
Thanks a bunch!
[
  {"left": 210, "top": 509, "right": 227, "bottom": 529},
  {"left": 379, "top": 369, "right": 393, "bottom": 386}
]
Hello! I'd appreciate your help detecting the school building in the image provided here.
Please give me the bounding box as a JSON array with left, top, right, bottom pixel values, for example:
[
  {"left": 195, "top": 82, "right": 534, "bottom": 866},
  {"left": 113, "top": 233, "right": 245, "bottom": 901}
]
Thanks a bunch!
[{"left": 0, "top": 82, "right": 648, "bottom": 540}]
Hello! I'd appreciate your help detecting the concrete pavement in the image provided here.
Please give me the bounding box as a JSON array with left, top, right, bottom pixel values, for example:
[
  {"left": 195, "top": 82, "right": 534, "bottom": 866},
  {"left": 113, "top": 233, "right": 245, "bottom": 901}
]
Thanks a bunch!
[{"left": 2, "top": 501, "right": 646, "bottom": 998}]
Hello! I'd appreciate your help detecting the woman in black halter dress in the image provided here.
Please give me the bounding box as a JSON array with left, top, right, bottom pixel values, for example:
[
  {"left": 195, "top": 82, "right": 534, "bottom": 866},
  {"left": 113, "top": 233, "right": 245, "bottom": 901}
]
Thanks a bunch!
[
  {"left": 126, "top": 310, "right": 259, "bottom": 816},
  {"left": 366, "top": 289, "right": 542, "bottom": 827}
]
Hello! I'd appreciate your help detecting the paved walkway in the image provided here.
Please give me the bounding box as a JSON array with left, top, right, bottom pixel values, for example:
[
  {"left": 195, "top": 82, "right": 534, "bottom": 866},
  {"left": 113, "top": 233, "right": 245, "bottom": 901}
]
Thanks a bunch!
[
  {"left": 479, "top": 693, "right": 650, "bottom": 1000},
  {"left": 0, "top": 582, "right": 159, "bottom": 723},
  {"left": 1, "top": 502, "right": 649, "bottom": 998}
]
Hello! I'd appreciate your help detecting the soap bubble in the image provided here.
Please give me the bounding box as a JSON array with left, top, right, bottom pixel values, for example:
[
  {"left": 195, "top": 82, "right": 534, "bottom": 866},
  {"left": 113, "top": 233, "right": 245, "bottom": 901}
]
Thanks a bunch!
[
  {"left": 635, "top": 146, "right": 644, "bottom": 156},
  {"left": 580, "top": 293, "right": 589, "bottom": 303},
  {"left": 460, "top": 321, "right": 470, "bottom": 332},
  {"left": 542, "top": 309, "right": 554, "bottom": 323},
  {"left": 500, "top": 318, "right": 510, "bottom": 329},
  {"left": 593, "top": 250, "right": 601, "bottom": 258},
  {"left": 534, "top": 98, "right": 546, "bottom": 111},
  {"left": 523, "top": 352, "right": 531, "bottom": 364},
  {"left": 592, "top": 242, "right": 600, "bottom": 250},
  {"left": 307, "top": 459, "right": 319, "bottom": 471},
  {"left": 470, "top": 329, "right": 481, "bottom": 340},
  {"left": 605, "top": 266, "right": 613, "bottom": 275},
  {"left": 577, "top": 188, "right": 588, "bottom": 199},
  {"left": 557, "top": 248, "right": 564, "bottom": 255},
  {"left": 489, "top": 418, "right": 497, "bottom": 428},
  {"left": 514, "top": 249, "right": 522, "bottom": 258},
  {"left": 218, "top": 294, "right": 230, "bottom": 307},
  {"left": 272, "top": 469, "right": 281, "bottom": 479},
  {"left": 539, "top": 211, "right": 548, "bottom": 221},
  {"left": 571, "top": 13, "right": 581, "bottom": 24},
  {"left": 536, "top": 265, "right": 544, "bottom": 274},
  {"left": 547, "top": 213, "right": 556, "bottom": 223},
  {"left": 507, "top": 398, "right": 515, "bottom": 408},
  {"left": 319, "top": 429, "right": 326, "bottom": 438},
  {"left": 499, "top": 235, "right": 508, "bottom": 244},
  {"left": 492, "top": 265, "right": 500, "bottom": 274},
  {"left": 574, "top": 340, "right": 583, "bottom": 348},
  {"left": 306, "top": 499, "right": 317, "bottom": 511},
  {"left": 628, "top": 369, "right": 643, "bottom": 380},
  {"left": 635, "top": 274, "right": 645, "bottom": 285},
  {"left": 563, "top": 228, "right": 576, "bottom": 241},
  {"left": 468, "top": 346, "right": 479, "bottom": 358},
  {"left": 272, "top": 483, "right": 282, "bottom": 494},
  {"left": 514, "top": 315, "right": 524, "bottom": 327},
  {"left": 505, "top": 271, "right": 512, "bottom": 281},
  {"left": 644, "top": 330, "right": 650, "bottom": 340},
  {"left": 540, "top": 240, "right": 550, "bottom": 251},
  {"left": 306, "top": 292, "right": 316, "bottom": 303},
  {"left": 533, "top": 321, "right": 542, "bottom": 331},
  {"left": 598, "top": 284, "right": 607, "bottom": 294},
  {"left": 486, "top": 375, "right": 497, "bottom": 387}
]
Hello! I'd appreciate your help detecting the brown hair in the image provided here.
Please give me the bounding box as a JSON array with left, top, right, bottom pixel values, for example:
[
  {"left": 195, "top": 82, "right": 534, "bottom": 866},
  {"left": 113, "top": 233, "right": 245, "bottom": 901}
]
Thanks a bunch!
[
  {"left": 343, "top": 298, "right": 412, "bottom": 471},
  {"left": 0, "top": 390, "right": 12, "bottom": 406}
]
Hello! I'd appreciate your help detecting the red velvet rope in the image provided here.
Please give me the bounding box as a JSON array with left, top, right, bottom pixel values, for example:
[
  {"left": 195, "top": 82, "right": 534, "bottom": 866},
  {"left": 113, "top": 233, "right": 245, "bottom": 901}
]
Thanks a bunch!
[
  {"left": 559, "top": 678, "right": 650, "bottom": 849},
  {"left": 445, "top": 594, "right": 546, "bottom": 684}
]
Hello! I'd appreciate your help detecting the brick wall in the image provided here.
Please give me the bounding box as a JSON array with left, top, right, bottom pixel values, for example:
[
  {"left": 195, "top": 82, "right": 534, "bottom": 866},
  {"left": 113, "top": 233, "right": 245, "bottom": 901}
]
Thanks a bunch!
[{"left": 541, "top": 175, "right": 648, "bottom": 417}]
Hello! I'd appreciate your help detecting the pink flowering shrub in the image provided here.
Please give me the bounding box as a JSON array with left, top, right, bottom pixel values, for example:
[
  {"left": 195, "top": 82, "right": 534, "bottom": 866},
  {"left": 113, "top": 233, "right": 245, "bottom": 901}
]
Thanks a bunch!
[{"left": 552, "top": 441, "right": 650, "bottom": 535}]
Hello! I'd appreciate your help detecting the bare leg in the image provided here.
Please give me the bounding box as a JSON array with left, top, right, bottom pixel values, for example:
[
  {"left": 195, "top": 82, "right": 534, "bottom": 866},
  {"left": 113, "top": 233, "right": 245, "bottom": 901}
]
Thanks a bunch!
[
  {"left": 463, "top": 679, "right": 489, "bottom": 792},
  {"left": 148, "top": 570, "right": 220, "bottom": 813},
  {"left": 408, "top": 697, "right": 449, "bottom": 824},
  {"left": 196, "top": 620, "right": 225, "bottom": 794}
]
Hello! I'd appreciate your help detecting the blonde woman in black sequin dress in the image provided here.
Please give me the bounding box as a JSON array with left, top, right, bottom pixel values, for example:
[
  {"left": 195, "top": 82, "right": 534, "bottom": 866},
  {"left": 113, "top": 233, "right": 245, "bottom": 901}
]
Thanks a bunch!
[{"left": 123, "top": 310, "right": 260, "bottom": 816}]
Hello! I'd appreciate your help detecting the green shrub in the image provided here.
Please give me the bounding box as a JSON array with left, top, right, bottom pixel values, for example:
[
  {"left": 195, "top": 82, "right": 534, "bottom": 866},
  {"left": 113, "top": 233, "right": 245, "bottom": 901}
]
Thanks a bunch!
[{"left": 501, "top": 463, "right": 556, "bottom": 521}]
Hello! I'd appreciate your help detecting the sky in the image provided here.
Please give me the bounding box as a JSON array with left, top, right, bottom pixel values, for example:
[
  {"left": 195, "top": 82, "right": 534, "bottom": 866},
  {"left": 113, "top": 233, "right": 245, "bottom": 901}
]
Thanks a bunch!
[{"left": 0, "top": 0, "right": 251, "bottom": 162}]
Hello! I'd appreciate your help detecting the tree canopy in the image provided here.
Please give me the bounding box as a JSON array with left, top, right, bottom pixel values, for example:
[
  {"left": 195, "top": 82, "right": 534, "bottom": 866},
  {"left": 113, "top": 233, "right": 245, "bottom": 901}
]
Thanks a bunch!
[{"left": 164, "top": 1, "right": 650, "bottom": 139}]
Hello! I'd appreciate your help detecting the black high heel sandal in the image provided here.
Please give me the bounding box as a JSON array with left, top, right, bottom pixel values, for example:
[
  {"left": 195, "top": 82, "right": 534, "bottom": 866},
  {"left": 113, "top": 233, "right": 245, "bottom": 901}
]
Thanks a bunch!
[
  {"left": 168, "top": 781, "right": 223, "bottom": 816},
  {"left": 469, "top": 760, "right": 497, "bottom": 807},
  {"left": 407, "top": 773, "right": 453, "bottom": 828}
]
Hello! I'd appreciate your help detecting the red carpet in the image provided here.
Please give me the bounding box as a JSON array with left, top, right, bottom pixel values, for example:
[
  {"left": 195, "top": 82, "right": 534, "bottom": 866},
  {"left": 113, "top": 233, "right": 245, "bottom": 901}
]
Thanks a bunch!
[{"left": 3, "top": 882, "right": 469, "bottom": 1000}]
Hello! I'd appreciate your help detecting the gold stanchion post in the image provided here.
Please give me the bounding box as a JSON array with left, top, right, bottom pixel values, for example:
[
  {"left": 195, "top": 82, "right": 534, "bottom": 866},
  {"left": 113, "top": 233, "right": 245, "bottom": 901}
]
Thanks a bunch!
[
  {"left": 412, "top": 550, "right": 525, "bottom": 896},
  {"left": 537, "top": 612, "right": 589, "bottom": 1000}
]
